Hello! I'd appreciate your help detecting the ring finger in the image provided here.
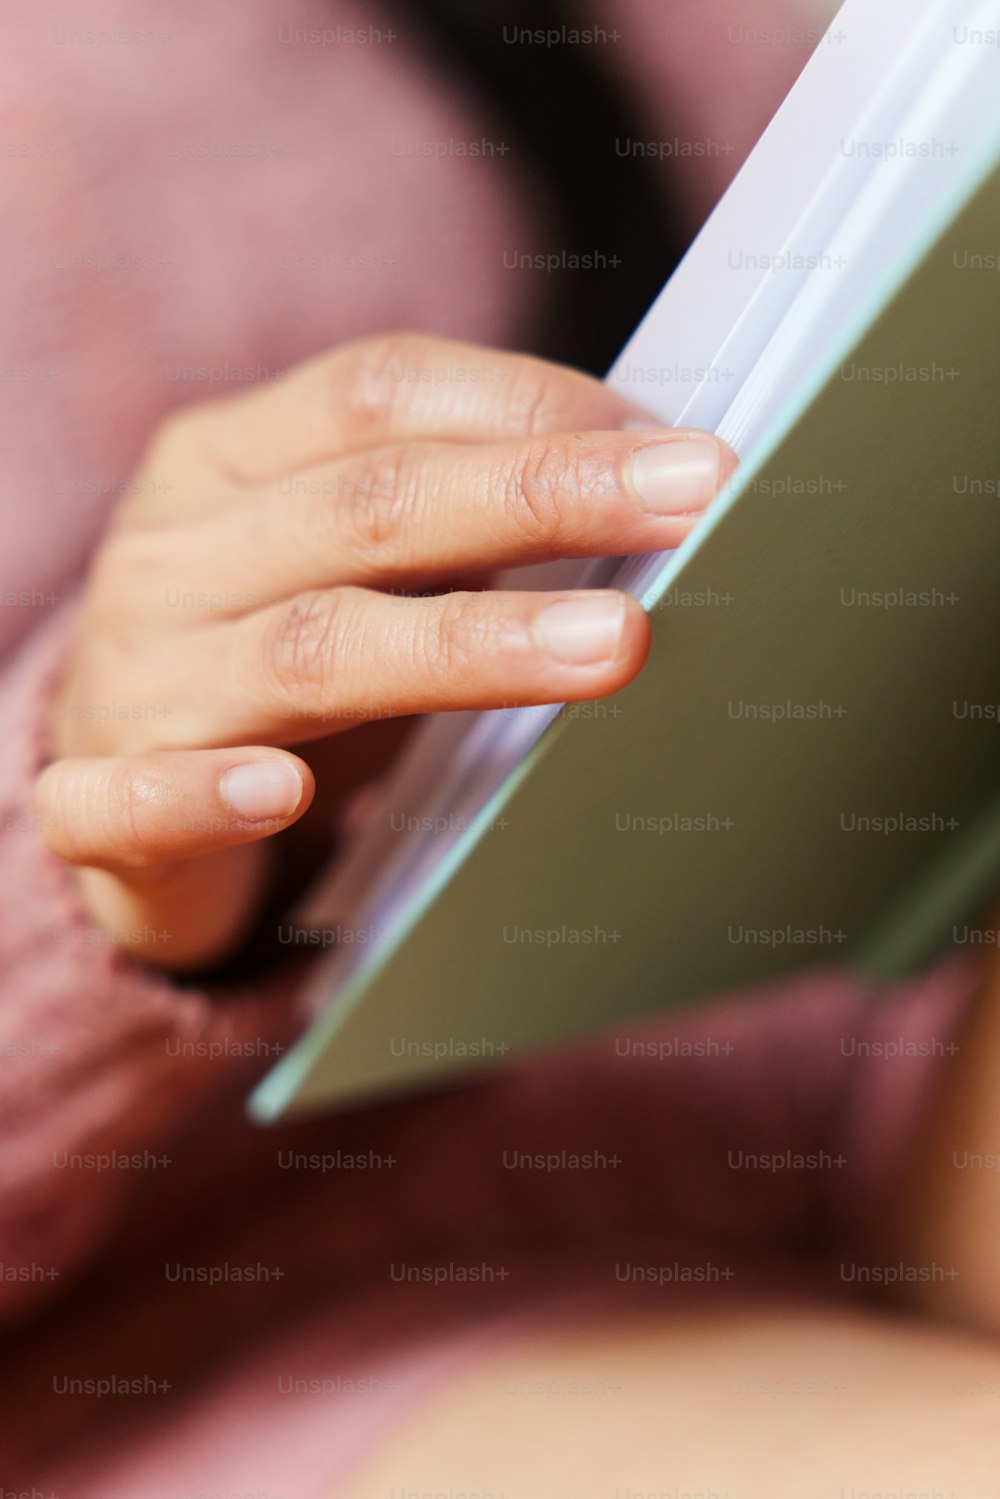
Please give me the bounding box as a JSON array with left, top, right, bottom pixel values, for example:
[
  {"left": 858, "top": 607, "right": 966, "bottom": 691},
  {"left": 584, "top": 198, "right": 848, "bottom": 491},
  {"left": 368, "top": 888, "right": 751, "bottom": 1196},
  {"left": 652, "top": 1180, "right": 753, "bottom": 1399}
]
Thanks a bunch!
[{"left": 160, "top": 585, "right": 651, "bottom": 749}]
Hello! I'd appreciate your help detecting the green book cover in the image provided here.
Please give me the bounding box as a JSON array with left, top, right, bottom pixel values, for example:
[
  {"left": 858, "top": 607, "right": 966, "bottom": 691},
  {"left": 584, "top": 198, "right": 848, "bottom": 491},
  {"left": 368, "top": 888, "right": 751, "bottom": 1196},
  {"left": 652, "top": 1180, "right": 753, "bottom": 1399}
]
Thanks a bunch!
[{"left": 251, "top": 16, "right": 1000, "bottom": 1121}]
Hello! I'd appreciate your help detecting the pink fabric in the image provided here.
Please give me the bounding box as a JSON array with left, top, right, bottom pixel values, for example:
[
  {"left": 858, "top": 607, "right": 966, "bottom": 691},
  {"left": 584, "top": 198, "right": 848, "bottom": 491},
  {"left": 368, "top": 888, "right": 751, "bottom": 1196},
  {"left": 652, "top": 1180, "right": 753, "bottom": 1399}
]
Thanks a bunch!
[{"left": 0, "top": 0, "right": 974, "bottom": 1493}]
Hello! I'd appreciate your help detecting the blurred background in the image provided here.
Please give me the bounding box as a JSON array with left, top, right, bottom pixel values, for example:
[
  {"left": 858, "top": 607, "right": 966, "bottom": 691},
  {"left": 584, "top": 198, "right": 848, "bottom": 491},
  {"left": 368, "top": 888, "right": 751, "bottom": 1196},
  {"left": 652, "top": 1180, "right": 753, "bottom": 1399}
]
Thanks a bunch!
[{"left": 387, "top": 0, "right": 849, "bottom": 375}]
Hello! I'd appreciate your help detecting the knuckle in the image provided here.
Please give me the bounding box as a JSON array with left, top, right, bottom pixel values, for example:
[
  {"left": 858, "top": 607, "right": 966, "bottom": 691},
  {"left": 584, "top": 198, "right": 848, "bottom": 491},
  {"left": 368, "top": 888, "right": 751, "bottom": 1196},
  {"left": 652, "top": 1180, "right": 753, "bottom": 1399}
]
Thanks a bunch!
[
  {"left": 264, "top": 589, "right": 350, "bottom": 707},
  {"left": 423, "top": 592, "right": 491, "bottom": 679},
  {"left": 332, "top": 333, "right": 423, "bottom": 434},
  {"left": 504, "top": 362, "right": 565, "bottom": 436},
  {"left": 500, "top": 435, "right": 581, "bottom": 544},
  {"left": 341, "top": 447, "right": 418, "bottom": 562},
  {"left": 108, "top": 763, "right": 165, "bottom": 870}
]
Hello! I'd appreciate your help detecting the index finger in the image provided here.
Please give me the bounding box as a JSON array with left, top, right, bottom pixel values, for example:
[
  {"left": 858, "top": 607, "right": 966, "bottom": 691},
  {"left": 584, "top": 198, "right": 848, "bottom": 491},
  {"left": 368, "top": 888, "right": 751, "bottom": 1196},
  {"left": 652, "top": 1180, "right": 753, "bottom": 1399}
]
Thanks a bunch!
[{"left": 204, "top": 333, "right": 655, "bottom": 483}]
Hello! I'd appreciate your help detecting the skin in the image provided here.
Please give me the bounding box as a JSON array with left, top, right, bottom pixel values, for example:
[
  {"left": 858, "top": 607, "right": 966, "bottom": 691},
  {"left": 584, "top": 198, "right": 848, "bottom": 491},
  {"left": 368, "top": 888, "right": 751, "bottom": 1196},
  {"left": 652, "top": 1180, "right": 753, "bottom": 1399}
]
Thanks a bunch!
[
  {"left": 336, "top": 1301, "right": 1000, "bottom": 1498},
  {"left": 333, "top": 958, "right": 1000, "bottom": 1495},
  {"left": 35, "top": 333, "right": 736, "bottom": 970},
  {"left": 36, "top": 332, "right": 1000, "bottom": 1484}
]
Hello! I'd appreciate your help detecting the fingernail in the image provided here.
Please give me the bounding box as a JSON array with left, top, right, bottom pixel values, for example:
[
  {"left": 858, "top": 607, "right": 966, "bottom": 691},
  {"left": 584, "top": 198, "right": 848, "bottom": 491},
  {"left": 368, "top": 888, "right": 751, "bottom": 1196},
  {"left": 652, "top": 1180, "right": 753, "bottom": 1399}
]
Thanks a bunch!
[
  {"left": 627, "top": 437, "right": 722, "bottom": 515},
  {"left": 534, "top": 594, "right": 626, "bottom": 665},
  {"left": 220, "top": 761, "right": 302, "bottom": 821}
]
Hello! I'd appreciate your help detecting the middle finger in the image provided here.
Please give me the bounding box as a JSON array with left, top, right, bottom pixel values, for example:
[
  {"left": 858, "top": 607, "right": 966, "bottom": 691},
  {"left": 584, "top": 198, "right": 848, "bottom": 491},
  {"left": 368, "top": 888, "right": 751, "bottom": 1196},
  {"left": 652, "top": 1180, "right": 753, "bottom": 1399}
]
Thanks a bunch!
[{"left": 167, "top": 429, "right": 735, "bottom": 617}]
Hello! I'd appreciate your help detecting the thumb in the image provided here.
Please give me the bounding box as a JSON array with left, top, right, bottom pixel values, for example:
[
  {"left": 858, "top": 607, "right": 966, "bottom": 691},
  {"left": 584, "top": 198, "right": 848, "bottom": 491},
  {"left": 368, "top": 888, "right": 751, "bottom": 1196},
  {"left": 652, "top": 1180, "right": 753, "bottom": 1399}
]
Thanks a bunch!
[{"left": 34, "top": 748, "right": 315, "bottom": 971}]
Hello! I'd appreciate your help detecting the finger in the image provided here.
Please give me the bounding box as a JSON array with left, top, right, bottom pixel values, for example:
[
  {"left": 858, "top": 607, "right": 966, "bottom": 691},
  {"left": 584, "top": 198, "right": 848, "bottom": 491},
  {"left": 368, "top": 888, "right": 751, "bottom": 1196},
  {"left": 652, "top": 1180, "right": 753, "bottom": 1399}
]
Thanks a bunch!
[
  {"left": 175, "top": 586, "right": 651, "bottom": 747},
  {"left": 36, "top": 748, "right": 317, "bottom": 969},
  {"left": 35, "top": 748, "right": 314, "bottom": 871},
  {"left": 174, "top": 430, "right": 734, "bottom": 611},
  {"left": 203, "top": 334, "right": 655, "bottom": 483}
]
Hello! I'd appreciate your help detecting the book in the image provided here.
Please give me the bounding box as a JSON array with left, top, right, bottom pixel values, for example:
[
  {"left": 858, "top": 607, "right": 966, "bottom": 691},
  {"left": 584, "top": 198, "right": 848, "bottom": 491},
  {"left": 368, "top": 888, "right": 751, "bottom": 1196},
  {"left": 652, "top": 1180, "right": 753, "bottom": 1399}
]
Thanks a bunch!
[{"left": 250, "top": 0, "right": 1000, "bottom": 1121}]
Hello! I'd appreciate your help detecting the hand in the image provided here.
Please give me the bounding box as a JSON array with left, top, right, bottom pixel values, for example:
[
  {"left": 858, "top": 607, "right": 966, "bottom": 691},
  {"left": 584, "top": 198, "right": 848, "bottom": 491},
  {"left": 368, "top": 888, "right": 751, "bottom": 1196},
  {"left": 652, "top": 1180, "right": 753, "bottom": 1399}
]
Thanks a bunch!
[{"left": 35, "top": 335, "right": 736, "bottom": 970}]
